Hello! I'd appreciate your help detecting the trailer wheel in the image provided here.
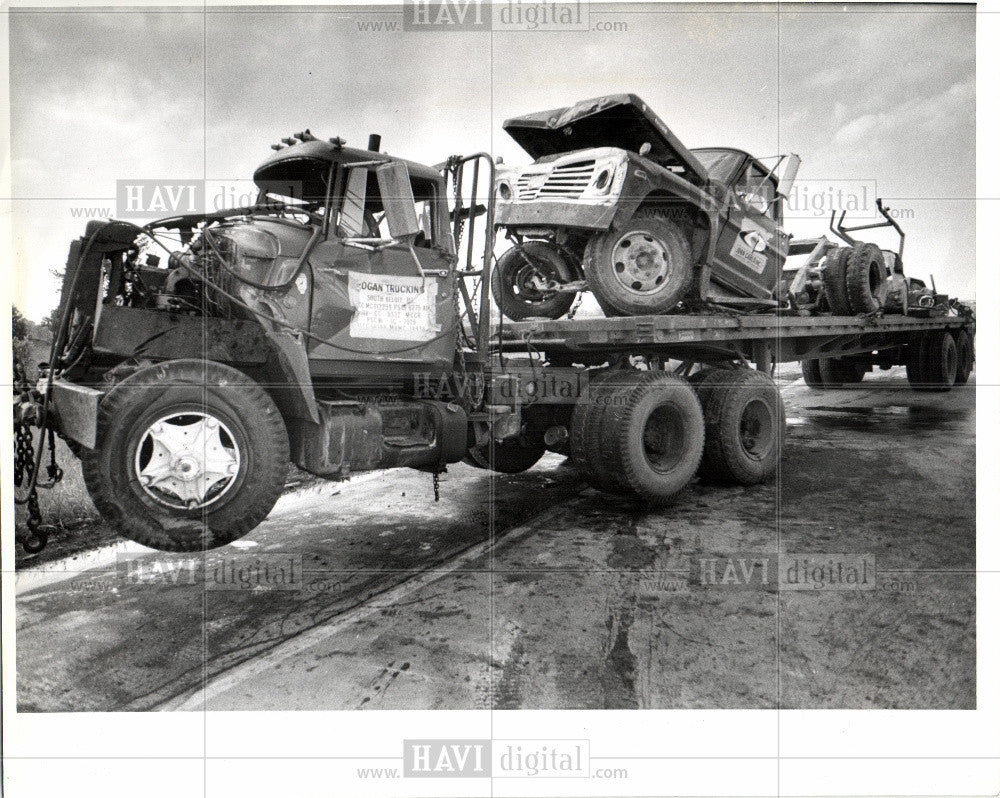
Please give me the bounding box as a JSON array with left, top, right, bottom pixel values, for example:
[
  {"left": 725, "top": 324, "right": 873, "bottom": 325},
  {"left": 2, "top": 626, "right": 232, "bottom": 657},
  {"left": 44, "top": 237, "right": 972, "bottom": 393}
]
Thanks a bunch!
[
  {"left": 821, "top": 247, "right": 852, "bottom": 315},
  {"left": 491, "top": 240, "right": 577, "bottom": 321},
  {"left": 906, "top": 338, "right": 931, "bottom": 390},
  {"left": 696, "top": 369, "right": 785, "bottom": 485},
  {"left": 465, "top": 437, "right": 546, "bottom": 473},
  {"left": 598, "top": 373, "right": 704, "bottom": 502},
  {"left": 846, "top": 243, "right": 888, "bottom": 314},
  {"left": 801, "top": 359, "right": 824, "bottom": 388},
  {"left": 818, "top": 357, "right": 866, "bottom": 388},
  {"left": 80, "top": 359, "right": 289, "bottom": 552},
  {"left": 920, "top": 331, "right": 958, "bottom": 392},
  {"left": 584, "top": 210, "right": 693, "bottom": 317},
  {"left": 955, "top": 329, "right": 974, "bottom": 385}
]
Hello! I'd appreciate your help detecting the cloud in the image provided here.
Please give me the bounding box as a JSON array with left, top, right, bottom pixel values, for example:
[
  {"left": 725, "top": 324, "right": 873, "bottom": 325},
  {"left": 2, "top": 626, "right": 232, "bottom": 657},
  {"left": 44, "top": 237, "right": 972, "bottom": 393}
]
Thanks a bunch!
[
  {"left": 7, "top": 5, "right": 977, "bottom": 318},
  {"left": 833, "top": 79, "right": 975, "bottom": 146}
]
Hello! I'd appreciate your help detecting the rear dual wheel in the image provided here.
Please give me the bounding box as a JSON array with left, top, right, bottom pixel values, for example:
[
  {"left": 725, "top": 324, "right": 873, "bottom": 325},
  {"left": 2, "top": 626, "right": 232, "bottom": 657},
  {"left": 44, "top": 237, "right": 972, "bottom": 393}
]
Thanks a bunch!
[
  {"left": 955, "top": 329, "right": 974, "bottom": 385},
  {"left": 571, "top": 371, "right": 704, "bottom": 501},
  {"left": 570, "top": 367, "right": 784, "bottom": 498},
  {"left": 801, "top": 358, "right": 866, "bottom": 389},
  {"left": 695, "top": 369, "right": 785, "bottom": 485},
  {"left": 907, "top": 331, "right": 958, "bottom": 392}
]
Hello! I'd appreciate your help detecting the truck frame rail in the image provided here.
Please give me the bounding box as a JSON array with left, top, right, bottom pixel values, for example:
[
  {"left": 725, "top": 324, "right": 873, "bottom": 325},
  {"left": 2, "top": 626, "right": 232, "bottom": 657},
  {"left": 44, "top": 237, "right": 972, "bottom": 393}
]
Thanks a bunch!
[{"left": 497, "top": 313, "right": 974, "bottom": 366}]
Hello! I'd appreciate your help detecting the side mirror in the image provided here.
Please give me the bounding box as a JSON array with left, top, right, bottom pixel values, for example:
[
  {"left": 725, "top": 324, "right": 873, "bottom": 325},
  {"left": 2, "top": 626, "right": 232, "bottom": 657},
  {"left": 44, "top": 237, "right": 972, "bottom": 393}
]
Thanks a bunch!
[
  {"left": 376, "top": 162, "right": 421, "bottom": 238},
  {"left": 776, "top": 153, "right": 801, "bottom": 198}
]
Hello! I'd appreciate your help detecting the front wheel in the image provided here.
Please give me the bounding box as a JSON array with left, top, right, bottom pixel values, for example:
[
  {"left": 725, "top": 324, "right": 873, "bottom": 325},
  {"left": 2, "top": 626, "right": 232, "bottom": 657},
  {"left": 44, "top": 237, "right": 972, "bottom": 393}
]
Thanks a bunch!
[
  {"left": 584, "top": 210, "right": 693, "bottom": 317},
  {"left": 82, "top": 359, "right": 289, "bottom": 551},
  {"left": 491, "top": 240, "right": 577, "bottom": 320}
]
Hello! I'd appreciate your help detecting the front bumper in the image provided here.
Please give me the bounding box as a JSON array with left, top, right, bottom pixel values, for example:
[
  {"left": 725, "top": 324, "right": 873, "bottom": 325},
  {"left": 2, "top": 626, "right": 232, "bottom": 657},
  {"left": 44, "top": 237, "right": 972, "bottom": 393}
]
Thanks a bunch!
[
  {"left": 495, "top": 199, "right": 617, "bottom": 231},
  {"left": 49, "top": 379, "right": 104, "bottom": 450}
]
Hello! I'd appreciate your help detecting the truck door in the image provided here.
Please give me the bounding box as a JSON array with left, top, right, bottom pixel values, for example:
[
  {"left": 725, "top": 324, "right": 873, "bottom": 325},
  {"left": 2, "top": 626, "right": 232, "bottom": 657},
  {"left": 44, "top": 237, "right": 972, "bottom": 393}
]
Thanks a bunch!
[
  {"left": 713, "top": 160, "right": 789, "bottom": 299},
  {"left": 307, "top": 163, "right": 458, "bottom": 375}
]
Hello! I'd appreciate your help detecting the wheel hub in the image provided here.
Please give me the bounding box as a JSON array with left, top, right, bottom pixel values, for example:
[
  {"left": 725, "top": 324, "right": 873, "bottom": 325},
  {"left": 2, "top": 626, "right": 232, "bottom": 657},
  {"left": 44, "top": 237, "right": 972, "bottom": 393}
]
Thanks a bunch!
[
  {"left": 738, "top": 400, "right": 773, "bottom": 461},
  {"left": 134, "top": 412, "right": 241, "bottom": 510},
  {"left": 611, "top": 231, "right": 672, "bottom": 294}
]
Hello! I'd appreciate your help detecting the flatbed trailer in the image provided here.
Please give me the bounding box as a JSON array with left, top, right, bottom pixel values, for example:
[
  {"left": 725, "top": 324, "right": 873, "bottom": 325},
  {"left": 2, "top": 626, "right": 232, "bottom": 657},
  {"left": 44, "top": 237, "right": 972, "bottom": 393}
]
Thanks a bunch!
[
  {"left": 477, "top": 308, "right": 975, "bottom": 504},
  {"left": 498, "top": 312, "right": 975, "bottom": 372}
]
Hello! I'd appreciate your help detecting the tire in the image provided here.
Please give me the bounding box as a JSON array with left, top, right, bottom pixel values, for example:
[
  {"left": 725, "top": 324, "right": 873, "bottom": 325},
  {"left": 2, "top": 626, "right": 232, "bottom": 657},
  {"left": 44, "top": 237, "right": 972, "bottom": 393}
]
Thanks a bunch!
[
  {"left": 598, "top": 373, "right": 705, "bottom": 502},
  {"left": 696, "top": 369, "right": 786, "bottom": 485},
  {"left": 845, "top": 243, "right": 888, "bottom": 314},
  {"left": 801, "top": 359, "right": 824, "bottom": 389},
  {"left": 920, "top": 331, "right": 958, "bottom": 392},
  {"left": 584, "top": 209, "right": 693, "bottom": 317},
  {"left": 491, "top": 240, "right": 576, "bottom": 321},
  {"left": 822, "top": 247, "right": 852, "bottom": 315},
  {"left": 906, "top": 338, "right": 931, "bottom": 390},
  {"left": 818, "top": 358, "right": 865, "bottom": 388},
  {"left": 465, "top": 437, "right": 546, "bottom": 474},
  {"left": 570, "top": 370, "right": 633, "bottom": 492},
  {"left": 687, "top": 367, "right": 720, "bottom": 390},
  {"left": 955, "top": 329, "right": 974, "bottom": 385},
  {"left": 81, "top": 359, "right": 289, "bottom": 551}
]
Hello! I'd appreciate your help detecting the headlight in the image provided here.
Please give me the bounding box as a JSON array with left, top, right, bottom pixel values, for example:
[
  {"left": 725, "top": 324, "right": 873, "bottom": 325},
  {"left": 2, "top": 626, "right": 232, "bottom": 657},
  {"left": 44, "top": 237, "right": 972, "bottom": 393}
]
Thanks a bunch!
[
  {"left": 498, "top": 180, "right": 513, "bottom": 201},
  {"left": 217, "top": 226, "right": 279, "bottom": 260},
  {"left": 213, "top": 226, "right": 288, "bottom": 287},
  {"left": 581, "top": 157, "right": 625, "bottom": 198}
]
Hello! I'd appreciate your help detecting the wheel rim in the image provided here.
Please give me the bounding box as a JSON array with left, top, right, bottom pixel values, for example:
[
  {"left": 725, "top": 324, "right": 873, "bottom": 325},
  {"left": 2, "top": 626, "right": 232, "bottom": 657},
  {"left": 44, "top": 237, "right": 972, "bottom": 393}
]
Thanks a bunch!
[
  {"left": 738, "top": 399, "right": 774, "bottom": 461},
  {"left": 642, "top": 403, "right": 686, "bottom": 473},
  {"left": 611, "top": 230, "right": 672, "bottom": 295},
  {"left": 508, "top": 250, "right": 562, "bottom": 303},
  {"left": 133, "top": 411, "right": 241, "bottom": 510}
]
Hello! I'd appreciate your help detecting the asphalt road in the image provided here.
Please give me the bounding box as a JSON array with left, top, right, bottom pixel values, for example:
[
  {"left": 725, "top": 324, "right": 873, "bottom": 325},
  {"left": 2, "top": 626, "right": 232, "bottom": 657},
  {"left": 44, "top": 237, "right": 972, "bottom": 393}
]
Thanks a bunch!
[{"left": 15, "top": 368, "right": 975, "bottom": 711}]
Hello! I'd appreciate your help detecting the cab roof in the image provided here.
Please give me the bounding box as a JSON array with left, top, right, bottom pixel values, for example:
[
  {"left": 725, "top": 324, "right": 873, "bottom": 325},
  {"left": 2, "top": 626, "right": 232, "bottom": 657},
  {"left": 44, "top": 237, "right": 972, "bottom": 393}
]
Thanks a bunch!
[{"left": 253, "top": 138, "right": 442, "bottom": 199}]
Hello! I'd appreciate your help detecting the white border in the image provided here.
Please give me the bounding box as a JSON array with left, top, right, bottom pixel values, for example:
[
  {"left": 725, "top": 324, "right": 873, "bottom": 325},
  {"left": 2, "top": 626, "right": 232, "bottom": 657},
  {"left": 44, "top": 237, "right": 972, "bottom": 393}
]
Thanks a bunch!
[{"left": 2, "top": 2, "right": 997, "bottom": 797}]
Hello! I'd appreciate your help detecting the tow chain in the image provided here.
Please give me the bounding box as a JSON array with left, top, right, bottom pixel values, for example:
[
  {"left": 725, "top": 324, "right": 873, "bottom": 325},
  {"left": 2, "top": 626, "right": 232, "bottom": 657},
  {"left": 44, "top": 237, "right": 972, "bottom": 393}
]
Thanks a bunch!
[
  {"left": 13, "top": 356, "right": 63, "bottom": 553},
  {"left": 567, "top": 290, "right": 584, "bottom": 320}
]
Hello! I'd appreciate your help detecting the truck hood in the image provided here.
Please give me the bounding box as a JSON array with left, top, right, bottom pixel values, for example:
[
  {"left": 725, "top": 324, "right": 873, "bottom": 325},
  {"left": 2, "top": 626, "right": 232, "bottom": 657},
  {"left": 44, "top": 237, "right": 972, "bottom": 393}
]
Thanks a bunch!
[{"left": 503, "top": 94, "right": 708, "bottom": 186}]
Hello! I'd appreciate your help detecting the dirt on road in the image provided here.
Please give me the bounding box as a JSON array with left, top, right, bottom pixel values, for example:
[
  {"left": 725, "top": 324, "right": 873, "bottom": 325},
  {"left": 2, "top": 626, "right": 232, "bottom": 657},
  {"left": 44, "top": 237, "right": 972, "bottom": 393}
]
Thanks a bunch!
[{"left": 14, "top": 368, "right": 975, "bottom": 711}]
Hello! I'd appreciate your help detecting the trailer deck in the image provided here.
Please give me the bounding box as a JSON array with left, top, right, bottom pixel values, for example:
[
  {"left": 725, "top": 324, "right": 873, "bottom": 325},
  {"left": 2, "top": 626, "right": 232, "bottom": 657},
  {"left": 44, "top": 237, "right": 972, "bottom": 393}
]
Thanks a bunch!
[{"left": 498, "top": 312, "right": 974, "bottom": 365}]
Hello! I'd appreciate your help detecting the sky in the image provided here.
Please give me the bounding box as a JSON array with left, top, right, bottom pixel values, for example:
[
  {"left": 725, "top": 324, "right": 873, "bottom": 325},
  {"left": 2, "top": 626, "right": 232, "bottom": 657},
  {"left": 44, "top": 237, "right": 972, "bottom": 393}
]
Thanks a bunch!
[{"left": 7, "top": 2, "right": 976, "bottom": 320}]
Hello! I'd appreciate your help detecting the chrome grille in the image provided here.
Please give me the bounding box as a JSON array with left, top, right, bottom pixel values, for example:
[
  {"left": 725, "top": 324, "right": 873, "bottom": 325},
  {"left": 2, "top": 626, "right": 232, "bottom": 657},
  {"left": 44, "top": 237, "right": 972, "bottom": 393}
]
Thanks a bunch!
[
  {"left": 515, "top": 172, "right": 544, "bottom": 200},
  {"left": 515, "top": 160, "right": 597, "bottom": 200}
]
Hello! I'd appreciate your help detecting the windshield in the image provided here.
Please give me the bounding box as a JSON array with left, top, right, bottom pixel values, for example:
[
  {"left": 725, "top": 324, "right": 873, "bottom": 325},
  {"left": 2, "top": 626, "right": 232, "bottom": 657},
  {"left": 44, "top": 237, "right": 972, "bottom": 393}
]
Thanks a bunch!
[{"left": 691, "top": 148, "right": 747, "bottom": 182}]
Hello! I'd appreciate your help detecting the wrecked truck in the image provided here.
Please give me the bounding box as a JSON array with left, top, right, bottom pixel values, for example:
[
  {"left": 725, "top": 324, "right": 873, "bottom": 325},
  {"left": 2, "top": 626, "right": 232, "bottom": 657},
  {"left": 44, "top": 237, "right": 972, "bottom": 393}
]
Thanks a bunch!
[{"left": 492, "top": 93, "right": 942, "bottom": 323}]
